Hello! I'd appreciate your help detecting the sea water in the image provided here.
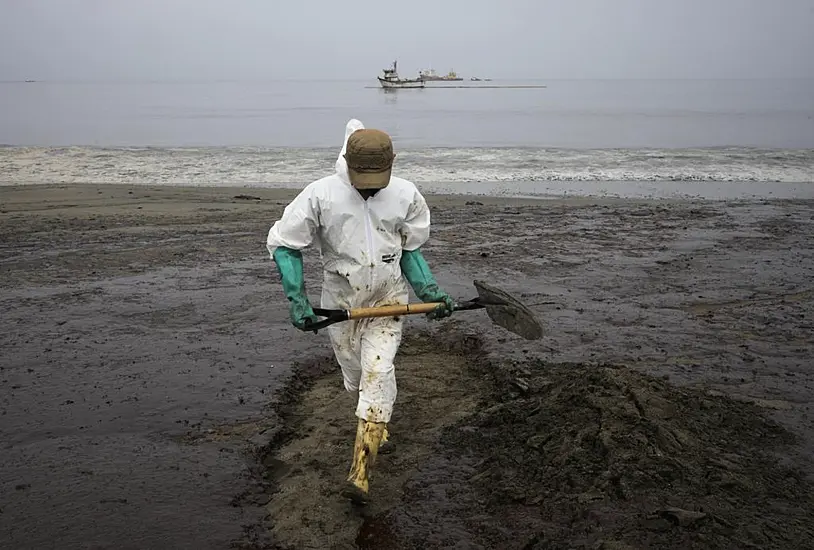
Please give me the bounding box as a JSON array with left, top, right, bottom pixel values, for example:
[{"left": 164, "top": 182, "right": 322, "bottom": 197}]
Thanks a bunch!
[{"left": 2, "top": 78, "right": 812, "bottom": 198}]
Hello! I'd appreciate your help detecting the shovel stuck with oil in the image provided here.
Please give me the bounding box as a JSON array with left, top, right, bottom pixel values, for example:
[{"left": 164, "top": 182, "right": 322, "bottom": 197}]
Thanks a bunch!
[{"left": 304, "top": 280, "right": 544, "bottom": 340}]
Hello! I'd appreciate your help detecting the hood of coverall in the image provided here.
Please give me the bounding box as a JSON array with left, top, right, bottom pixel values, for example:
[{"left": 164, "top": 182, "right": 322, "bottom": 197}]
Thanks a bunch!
[{"left": 335, "top": 118, "right": 366, "bottom": 186}]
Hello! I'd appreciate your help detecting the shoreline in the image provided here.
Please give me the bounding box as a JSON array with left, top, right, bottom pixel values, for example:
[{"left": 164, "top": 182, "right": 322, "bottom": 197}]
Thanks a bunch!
[
  {"left": 2, "top": 180, "right": 814, "bottom": 203},
  {"left": 3, "top": 145, "right": 812, "bottom": 188}
]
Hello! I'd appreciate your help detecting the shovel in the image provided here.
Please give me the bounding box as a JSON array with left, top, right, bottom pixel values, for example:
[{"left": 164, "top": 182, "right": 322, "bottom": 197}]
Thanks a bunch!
[{"left": 303, "top": 280, "right": 544, "bottom": 340}]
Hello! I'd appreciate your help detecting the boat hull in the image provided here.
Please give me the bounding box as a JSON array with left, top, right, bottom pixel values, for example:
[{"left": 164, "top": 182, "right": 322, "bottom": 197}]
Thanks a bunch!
[{"left": 378, "top": 77, "right": 425, "bottom": 89}]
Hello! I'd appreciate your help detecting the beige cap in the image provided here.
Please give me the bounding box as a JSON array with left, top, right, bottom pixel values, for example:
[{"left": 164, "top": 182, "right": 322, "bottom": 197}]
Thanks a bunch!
[{"left": 343, "top": 128, "right": 395, "bottom": 189}]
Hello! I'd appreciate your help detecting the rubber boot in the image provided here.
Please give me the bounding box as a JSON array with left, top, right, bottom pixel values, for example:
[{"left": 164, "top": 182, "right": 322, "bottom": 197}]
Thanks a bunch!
[
  {"left": 379, "top": 425, "right": 395, "bottom": 455},
  {"left": 342, "top": 418, "right": 386, "bottom": 505}
]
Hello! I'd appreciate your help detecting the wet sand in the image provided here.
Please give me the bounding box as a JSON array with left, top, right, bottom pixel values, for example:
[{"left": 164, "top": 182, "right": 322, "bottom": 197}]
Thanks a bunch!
[{"left": 1, "top": 184, "right": 813, "bottom": 549}]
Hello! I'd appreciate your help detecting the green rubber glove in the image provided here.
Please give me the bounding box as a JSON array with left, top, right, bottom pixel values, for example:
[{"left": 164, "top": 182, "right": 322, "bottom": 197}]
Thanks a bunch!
[
  {"left": 272, "top": 246, "right": 318, "bottom": 330},
  {"left": 400, "top": 248, "right": 454, "bottom": 319}
]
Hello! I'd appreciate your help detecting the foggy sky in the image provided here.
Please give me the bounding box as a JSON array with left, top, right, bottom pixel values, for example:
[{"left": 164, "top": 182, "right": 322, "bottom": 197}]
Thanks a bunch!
[{"left": 2, "top": 0, "right": 813, "bottom": 81}]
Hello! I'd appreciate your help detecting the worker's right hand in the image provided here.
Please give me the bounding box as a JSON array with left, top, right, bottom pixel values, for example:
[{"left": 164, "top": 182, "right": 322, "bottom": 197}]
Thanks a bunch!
[
  {"left": 273, "top": 246, "right": 319, "bottom": 331},
  {"left": 289, "top": 296, "right": 318, "bottom": 331}
]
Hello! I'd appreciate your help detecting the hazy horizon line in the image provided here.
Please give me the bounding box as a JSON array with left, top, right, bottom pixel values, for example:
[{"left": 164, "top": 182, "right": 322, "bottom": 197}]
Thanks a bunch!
[{"left": 4, "top": 76, "right": 814, "bottom": 84}]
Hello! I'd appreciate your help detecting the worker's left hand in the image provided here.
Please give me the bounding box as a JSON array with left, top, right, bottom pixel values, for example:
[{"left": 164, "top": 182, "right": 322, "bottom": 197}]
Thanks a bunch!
[
  {"left": 423, "top": 289, "right": 455, "bottom": 320},
  {"left": 290, "top": 296, "right": 319, "bottom": 331}
]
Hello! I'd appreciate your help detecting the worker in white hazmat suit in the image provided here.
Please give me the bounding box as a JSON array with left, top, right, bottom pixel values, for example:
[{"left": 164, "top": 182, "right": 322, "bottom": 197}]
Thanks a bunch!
[{"left": 265, "top": 119, "right": 454, "bottom": 504}]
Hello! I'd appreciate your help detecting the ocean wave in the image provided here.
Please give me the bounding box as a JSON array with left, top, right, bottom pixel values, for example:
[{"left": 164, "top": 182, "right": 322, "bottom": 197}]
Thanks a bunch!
[{"left": 1, "top": 146, "right": 812, "bottom": 185}]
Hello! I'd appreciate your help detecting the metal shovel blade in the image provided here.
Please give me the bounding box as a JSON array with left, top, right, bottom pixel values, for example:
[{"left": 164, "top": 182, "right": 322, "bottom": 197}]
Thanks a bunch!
[{"left": 473, "top": 280, "right": 544, "bottom": 340}]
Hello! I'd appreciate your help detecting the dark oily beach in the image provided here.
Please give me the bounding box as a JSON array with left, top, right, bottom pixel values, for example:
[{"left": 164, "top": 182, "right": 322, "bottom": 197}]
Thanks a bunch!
[{"left": 1, "top": 184, "right": 813, "bottom": 549}]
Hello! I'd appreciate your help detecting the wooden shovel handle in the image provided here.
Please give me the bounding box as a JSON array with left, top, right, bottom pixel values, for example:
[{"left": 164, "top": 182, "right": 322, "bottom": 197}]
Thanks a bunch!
[{"left": 348, "top": 302, "right": 443, "bottom": 319}]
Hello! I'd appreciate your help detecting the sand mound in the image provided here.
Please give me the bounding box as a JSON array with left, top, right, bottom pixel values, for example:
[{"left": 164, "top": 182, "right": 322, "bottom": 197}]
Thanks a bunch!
[
  {"left": 361, "top": 361, "right": 814, "bottom": 549},
  {"left": 236, "top": 332, "right": 814, "bottom": 549}
]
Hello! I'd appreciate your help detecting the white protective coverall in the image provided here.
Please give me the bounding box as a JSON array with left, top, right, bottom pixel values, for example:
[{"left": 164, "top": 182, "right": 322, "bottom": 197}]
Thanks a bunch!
[{"left": 265, "top": 119, "right": 431, "bottom": 425}]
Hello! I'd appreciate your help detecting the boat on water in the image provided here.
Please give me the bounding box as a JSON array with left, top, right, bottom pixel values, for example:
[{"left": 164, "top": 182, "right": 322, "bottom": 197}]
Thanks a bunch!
[
  {"left": 377, "top": 61, "right": 425, "bottom": 89},
  {"left": 418, "top": 68, "right": 463, "bottom": 81}
]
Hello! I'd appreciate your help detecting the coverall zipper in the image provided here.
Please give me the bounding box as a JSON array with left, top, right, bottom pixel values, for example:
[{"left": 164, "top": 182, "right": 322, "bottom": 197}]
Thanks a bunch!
[{"left": 363, "top": 201, "right": 375, "bottom": 287}]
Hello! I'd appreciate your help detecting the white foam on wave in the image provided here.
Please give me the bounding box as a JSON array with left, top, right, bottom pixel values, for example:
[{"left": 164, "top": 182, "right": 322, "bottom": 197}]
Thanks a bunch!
[{"left": 1, "top": 146, "right": 812, "bottom": 185}]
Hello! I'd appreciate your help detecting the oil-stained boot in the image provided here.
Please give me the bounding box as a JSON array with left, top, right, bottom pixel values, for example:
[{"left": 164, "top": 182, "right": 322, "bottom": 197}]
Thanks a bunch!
[
  {"left": 342, "top": 418, "right": 386, "bottom": 505},
  {"left": 378, "top": 425, "right": 395, "bottom": 454}
]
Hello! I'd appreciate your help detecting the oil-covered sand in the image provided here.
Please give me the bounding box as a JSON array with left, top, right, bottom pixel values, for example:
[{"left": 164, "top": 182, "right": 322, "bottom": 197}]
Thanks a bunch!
[{"left": 1, "top": 184, "right": 812, "bottom": 549}]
